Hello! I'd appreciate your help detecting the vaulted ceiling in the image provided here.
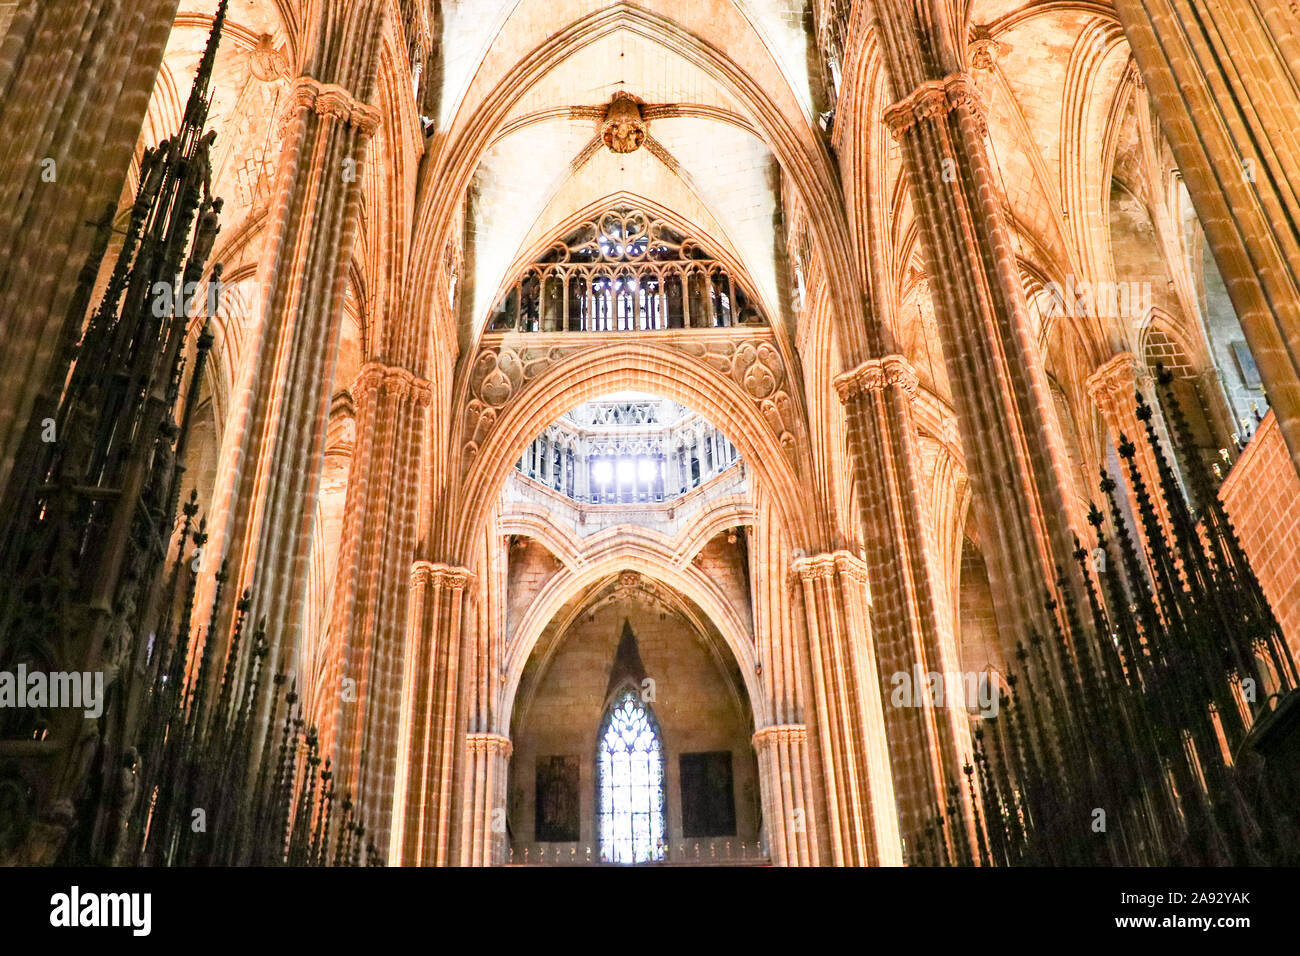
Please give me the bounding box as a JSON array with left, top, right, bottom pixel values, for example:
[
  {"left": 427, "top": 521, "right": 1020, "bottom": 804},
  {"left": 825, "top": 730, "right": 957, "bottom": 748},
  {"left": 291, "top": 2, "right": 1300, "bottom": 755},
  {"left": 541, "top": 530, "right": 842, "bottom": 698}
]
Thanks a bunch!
[
  {"left": 446, "top": 0, "right": 828, "bottom": 338},
  {"left": 131, "top": 0, "right": 1185, "bottom": 414}
]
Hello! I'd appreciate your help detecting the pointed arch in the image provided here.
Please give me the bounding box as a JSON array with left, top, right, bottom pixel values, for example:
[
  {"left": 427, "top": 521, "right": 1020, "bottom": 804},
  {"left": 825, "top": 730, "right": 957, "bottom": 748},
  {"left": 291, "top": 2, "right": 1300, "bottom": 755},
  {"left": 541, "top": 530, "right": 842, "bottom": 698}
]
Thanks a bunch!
[{"left": 596, "top": 683, "right": 667, "bottom": 863}]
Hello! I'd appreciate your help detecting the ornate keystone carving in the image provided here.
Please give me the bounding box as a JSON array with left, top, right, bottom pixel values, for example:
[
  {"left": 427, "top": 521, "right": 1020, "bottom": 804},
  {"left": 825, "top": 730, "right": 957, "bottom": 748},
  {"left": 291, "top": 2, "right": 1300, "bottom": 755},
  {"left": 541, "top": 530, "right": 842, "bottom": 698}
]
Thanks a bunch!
[
  {"left": 601, "top": 92, "right": 647, "bottom": 153},
  {"left": 968, "top": 37, "right": 1003, "bottom": 72},
  {"left": 249, "top": 34, "right": 288, "bottom": 82}
]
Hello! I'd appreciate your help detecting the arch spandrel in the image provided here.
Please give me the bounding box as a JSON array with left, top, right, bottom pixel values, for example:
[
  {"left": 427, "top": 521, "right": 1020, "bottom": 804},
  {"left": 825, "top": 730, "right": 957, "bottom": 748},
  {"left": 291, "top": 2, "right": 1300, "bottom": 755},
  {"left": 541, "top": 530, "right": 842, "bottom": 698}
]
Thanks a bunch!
[{"left": 442, "top": 338, "right": 821, "bottom": 562}]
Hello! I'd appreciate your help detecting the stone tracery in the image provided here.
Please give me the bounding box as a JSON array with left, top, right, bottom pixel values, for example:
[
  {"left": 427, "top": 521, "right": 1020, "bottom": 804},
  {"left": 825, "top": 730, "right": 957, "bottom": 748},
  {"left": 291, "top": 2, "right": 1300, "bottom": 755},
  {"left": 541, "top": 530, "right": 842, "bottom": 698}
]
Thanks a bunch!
[{"left": 487, "top": 207, "right": 767, "bottom": 333}]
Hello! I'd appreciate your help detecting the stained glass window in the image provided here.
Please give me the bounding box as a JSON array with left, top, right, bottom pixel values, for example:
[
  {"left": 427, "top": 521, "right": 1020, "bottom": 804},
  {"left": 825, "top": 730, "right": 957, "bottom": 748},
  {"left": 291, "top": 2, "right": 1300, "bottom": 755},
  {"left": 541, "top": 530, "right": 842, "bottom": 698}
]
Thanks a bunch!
[
  {"left": 486, "top": 208, "right": 768, "bottom": 333},
  {"left": 598, "top": 690, "right": 665, "bottom": 863}
]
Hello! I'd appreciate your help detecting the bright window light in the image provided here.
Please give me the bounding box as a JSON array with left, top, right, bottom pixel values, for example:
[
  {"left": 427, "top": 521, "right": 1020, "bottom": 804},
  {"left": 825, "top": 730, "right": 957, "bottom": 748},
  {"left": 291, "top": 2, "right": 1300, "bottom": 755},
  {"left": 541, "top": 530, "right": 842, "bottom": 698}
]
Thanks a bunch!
[
  {"left": 592, "top": 460, "right": 613, "bottom": 486},
  {"left": 616, "top": 459, "right": 635, "bottom": 485},
  {"left": 637, "top": 458, "right": 657, "bottom": 483}
]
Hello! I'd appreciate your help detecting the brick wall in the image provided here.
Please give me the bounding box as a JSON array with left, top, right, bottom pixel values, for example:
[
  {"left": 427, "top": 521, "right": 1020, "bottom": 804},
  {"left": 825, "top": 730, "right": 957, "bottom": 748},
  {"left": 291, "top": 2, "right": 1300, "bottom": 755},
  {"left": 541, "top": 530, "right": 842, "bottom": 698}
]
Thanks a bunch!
[
  {"left": 508, "top": 597, "right": 759, "bottom": 856},
  {"left": 1218, "top": 411, "right": 1300, "bottom": 660},
  {"left": 692, "top": 532, "right": 754, "bottom": 634},
  {"left": 505, "top": 538, "right": 564, "bottom": 638}
]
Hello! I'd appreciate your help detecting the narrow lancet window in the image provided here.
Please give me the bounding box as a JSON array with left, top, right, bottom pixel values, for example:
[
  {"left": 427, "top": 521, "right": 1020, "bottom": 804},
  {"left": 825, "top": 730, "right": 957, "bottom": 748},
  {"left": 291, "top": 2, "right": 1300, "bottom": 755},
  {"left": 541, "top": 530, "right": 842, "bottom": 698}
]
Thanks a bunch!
[{"left": 597, "top": 690, "right": 666, "bottom": 863}]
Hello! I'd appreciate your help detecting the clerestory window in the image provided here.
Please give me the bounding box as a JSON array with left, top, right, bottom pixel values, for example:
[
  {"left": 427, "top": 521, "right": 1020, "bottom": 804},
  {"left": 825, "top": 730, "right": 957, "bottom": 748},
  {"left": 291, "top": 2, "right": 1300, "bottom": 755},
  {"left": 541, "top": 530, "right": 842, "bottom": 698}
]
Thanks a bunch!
[{"left": 487, "top": 208, "right": 766, "bottom": 333}]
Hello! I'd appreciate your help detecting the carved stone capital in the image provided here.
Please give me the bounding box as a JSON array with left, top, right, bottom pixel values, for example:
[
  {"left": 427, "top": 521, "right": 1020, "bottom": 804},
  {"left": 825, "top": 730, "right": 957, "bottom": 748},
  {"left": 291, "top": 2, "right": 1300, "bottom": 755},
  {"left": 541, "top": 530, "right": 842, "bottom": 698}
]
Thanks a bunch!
[
  {"left": 792, "top": 552, "right": 837, "bottom": 581},
  {"left": 882, "top": 72, "right": 988, "bottom": 141},
  {"left": 792, "top": 550, "right": 871, "bottom": 588},
  {"left": 1086, "top": 352, "right": 1148, "bottom": 414},
  {"left": 832, "top": 550, "right": 872, "bottom": 586},
  {"left": 833, "top": 355, "right": 918, "bottom": 404},
  {"left": 284, "top": 75, "right": 383, "bottom": 138},
  {"left": 968, "top": 37, "right": 1003, "bottom": 72},
  {"left": 355, "top": 360, "right": 433, "bottom": 407},
  {"left": 411, "top": 560, "right": 474, "bottom": 590},
  {"left": 465, "top": 732, "right": 513, "bottom": 758},
  {"left": 752, "top": 723, "right": 809, "bottom": 751}
]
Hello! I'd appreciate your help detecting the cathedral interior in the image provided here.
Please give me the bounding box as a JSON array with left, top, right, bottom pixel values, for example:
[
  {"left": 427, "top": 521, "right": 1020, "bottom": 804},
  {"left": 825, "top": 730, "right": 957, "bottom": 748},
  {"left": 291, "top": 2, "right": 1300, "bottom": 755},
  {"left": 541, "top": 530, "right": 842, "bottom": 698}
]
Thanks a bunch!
[{"left": 1, "top": 0, "right": 1300, "bottom": 870}]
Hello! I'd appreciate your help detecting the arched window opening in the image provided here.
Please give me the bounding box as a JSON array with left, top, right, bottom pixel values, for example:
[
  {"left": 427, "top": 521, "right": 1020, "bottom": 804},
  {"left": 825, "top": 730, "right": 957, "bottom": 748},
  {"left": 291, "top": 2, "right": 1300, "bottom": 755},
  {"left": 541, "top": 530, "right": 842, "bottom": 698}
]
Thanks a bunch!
[
  {"left": 487, "top": 208, "right": 768, "bottom": 333},
  {"left": 1142, "top": 325, "right": 1227, "bottom": 468},
  {"left": 597, "top": 690, "right": 666, "bottom": 864},
  {"left": 1175, "top": 181, "right": 1269, "bottom": 432},
  {"left": 513, "top": 396, "right": 742, "bottom": 507}
]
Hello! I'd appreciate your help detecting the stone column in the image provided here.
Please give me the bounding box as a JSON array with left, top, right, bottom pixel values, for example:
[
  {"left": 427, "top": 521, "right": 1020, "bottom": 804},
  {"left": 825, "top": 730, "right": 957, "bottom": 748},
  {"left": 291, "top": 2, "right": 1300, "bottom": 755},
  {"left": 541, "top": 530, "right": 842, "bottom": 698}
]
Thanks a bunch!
[
  {"left": 0, "top": 0, "right": 183, "bottom": 497},
  {"left": 322, "top": 360, "right": 430, "bottom": 852},
  {"left": 197, "top": 13, "right": 386, "bottom": 744},
  {"left": 792, "top": 551, "right": 903, "bottom": 866},
  {"left": 836, "top": 355, "right": 973, "bottom": 857},
  {"left": 1112, "top": 0, "right": 1300, "bottom": 476},
  {"left": 863, "top": 17, "right": 1085, "bottom": 644},
  {"left": 396, "top": 561, "right": 472, "bottom": 866},
  {"left": 753, "top": 724, "right": 818, "bottom": 866},
  {"left": 459, "top": 732, "right": 512, "bottom": 866},
  {"left": 749, "top": 494, "right": 825, "bottom": 864},
  {"left": 1087, "top": 352, "right": 1173, "bottom": 537}
]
